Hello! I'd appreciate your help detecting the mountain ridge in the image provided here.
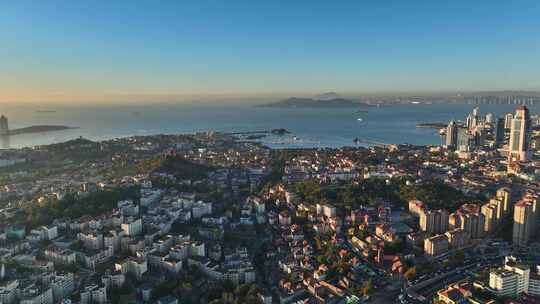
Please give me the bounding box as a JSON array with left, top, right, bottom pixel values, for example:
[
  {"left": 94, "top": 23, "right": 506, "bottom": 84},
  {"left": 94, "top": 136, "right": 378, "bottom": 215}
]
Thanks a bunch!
[{"left": 258, "top": 97, "right": 373, "bottom": 108}]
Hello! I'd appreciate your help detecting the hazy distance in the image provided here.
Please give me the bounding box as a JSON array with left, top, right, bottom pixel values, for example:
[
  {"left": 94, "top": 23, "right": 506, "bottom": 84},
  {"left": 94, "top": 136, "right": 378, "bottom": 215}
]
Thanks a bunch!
[{"left": 1, "top": 1, "right": 540, "bottom": 104}]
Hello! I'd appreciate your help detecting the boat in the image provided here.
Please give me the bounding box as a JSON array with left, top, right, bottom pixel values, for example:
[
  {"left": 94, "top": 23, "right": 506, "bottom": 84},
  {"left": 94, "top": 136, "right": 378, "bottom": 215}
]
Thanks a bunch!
[{"left": 357, "top": 118, "right": 363, "bottom": 122}]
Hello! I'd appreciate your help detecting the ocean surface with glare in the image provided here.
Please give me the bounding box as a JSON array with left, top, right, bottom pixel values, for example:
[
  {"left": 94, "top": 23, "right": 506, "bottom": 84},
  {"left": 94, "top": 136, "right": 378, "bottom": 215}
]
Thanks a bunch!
[{"left": 1, "top": 103, "right": 539, "bottom": 149}]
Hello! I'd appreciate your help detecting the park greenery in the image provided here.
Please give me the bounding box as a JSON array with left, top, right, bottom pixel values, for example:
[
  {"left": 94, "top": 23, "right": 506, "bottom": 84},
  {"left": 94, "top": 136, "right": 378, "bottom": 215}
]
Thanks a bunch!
[
  {"left": 207, "top": 282, "right": 262, "bottom": 304},
  {"left": 292, "top": 177, "right": 481, "bottom": 211},
  {"left": 255, "top": 150, "right": 286, "bottom": 193},
  {"left": 154, "top": 155, "right": 215, "bottom": 180},
  {"left": 23, "top": 186, "right": 140, "bottom": 228}
]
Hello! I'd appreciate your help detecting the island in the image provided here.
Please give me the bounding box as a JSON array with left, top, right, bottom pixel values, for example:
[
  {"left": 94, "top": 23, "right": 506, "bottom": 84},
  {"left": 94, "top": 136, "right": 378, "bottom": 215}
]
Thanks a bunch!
[
  {"left": 226, "top": 128, "right": 292, "bottom": 141},
  {"left": 313, "top": 92, "right": 341, "bottom": 100},
  {"left": 8, "top": 125, "right": 78, "bottom": 136},
  {"left": 258, "top": 97, "right": 374, "bottom": 108}
]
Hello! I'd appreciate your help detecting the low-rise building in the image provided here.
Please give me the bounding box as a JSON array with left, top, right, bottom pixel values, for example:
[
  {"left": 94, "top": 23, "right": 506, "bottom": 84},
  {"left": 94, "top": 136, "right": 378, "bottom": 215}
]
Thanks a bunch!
[
  {"left": 115, "top": 258, "right": 148, "bottom": 280},
  {"left": 121, "top": 217, "right": 143, "bottom": 236},
  {"left": 51, "top": 272, "right": 75, "bottom": 303},
  {"left": 80, "top": 284, "right": 107, "bottom": 304},
  {"left": 44, "top": 247, "right": 76, "bottom": 265}
]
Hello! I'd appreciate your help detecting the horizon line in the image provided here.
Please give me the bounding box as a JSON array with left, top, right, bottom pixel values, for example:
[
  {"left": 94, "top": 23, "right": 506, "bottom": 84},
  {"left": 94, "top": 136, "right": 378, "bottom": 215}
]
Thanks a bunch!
[{"left": 2, "top": 88, "right": 540, "bottom": 105}]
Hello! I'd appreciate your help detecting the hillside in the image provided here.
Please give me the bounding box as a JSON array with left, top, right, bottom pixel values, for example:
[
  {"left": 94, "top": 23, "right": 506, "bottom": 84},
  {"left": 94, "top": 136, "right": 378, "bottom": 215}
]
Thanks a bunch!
[{"left": 153, "top": 156, "right": 215, "bottom": 180}]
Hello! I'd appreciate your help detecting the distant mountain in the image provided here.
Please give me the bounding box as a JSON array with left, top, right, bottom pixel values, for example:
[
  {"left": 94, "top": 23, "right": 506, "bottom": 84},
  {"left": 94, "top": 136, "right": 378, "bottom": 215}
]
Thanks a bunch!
[
  {"left": 313, "top": 92, "right": 341, "bottom": 101},
  {"left": 258, "top": 97, "right": 373, "bottom": 108}
]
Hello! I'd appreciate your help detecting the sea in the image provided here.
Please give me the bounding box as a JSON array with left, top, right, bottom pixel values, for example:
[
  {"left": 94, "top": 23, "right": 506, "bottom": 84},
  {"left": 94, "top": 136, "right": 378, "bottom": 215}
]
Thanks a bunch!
[{"left": 1, "top": 102, "right": 538, "bottom": 150}]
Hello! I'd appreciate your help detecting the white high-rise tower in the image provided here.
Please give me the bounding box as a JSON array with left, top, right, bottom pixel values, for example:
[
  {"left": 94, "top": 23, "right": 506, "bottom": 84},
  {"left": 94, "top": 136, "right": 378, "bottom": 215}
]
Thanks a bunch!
[
  {"left": 445, "top": 120, "right": 458, "bottom": 149},
  {"left": 508, "top": 106, "right": 531, "bottom": 162}
]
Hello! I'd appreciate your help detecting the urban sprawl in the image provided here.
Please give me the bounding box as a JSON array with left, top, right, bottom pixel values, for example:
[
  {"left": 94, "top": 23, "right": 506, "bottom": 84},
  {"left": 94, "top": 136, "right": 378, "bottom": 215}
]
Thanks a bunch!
[{"left": 1, "top": 106, "right": 540, "bottom": 304}]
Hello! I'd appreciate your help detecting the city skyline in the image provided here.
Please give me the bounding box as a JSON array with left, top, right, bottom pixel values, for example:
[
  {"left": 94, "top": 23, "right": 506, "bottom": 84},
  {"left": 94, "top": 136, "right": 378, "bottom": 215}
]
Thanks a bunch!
[
  {"left": 3, "top": 2, "right": 540, "bottom": 303},
  {"left": 1, "top": 1, "right": 540, "bottom": 104}
]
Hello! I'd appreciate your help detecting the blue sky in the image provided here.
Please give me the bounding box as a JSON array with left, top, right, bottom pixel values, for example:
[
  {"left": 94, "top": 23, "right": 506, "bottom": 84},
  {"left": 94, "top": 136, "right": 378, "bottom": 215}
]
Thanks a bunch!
[{"left": 1, "top": 0, "right": 539, "bottom": 102}]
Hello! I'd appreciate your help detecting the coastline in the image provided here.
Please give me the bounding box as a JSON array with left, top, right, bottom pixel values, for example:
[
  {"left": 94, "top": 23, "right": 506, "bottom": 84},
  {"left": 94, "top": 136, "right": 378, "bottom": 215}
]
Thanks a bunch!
[{"left": 8, "top": 125, "right": 78, "bottom": 136}]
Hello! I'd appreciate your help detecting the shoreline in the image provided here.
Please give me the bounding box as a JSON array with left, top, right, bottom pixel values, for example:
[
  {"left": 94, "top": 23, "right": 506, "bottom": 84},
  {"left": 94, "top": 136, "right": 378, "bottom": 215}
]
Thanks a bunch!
[{"left": 7, "top": 125, "right": 78, "bottom": 136}]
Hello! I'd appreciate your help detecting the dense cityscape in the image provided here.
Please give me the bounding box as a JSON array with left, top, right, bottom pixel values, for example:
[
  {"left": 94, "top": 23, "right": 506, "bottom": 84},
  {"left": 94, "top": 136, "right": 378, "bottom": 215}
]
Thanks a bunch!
[{"left": 0, "top": 104, "right": 538, "bottom": 304}]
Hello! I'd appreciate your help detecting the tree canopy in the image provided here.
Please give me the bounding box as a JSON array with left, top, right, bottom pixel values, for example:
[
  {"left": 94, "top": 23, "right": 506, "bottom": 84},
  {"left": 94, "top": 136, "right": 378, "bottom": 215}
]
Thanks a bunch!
[{"left": 24, "top": 186, "right": 140, "bottom": 228}]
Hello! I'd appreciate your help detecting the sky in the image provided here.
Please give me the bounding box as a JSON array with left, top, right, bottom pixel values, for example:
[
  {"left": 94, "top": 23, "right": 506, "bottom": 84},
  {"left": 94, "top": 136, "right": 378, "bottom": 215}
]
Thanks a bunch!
[{"left": 1, "top": 0, "right": 540, "bottom": 104}]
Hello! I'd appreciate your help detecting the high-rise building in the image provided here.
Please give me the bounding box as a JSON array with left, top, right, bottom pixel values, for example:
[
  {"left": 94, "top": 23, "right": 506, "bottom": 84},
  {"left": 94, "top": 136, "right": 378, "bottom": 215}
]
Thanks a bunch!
[
  {"left": 497, "top": 187, "right": 512, "bottom": 216},
  {"left": 509, "top": 106, "right": 532, "bottom": 162},
  {"left": 513, "top": 196, "right": 538, "bottom": 247},
  {"left": 0, "top": 115, "right": 8, "bottom": 136},
  {"left": 504, "top": 113, "right": 514, "bottom": 129},
  {"left": 472, "top": 107, "right": 480, "bottom": 117},
  {"left": 481, "top": 203, "right": 498, "bottom": 234},
  {"left": 466, "top": 107, "right": 480, "bottom": 129},
  {"left": 465, "top": 114, "right": 473, "bottom": 129},
  {"left": 485, "top": 113, "right": 494, "bottom": 124},
  {"left": 463, "top": 213, "right": 485, "bottom": 238},
  {"left": 482, "top": 189, "right": 511, "bottom": 235},
  {"left": 472, "top": 106, "right": 480, "bottom": 117},
  {"left": 495, "top": 117, "right": 505, "bottom": 146},
  {"left": 445, "top": 121, "right": 458, "bottom": 149},
  {"left": 490, "top": 197, "right": 505, "bottom": 221},
  {"left": 419, "top": 209, "right": 449, "bottom": 235},
  {"left": 474, "top": 128, "right": 487, "bottom": 146},
  {"left": 424, "top": 234, "right": 449, "bottom": 257},
  {"left": 445, "top": 228, "right": 469, "bottom": 249},
  {"left": 457, "top": 127, "right": 473, "bottom": 152},
  {"left": 449, "top": 204, "right": 485, "bottom": 239}
]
